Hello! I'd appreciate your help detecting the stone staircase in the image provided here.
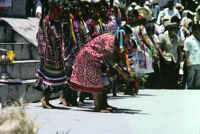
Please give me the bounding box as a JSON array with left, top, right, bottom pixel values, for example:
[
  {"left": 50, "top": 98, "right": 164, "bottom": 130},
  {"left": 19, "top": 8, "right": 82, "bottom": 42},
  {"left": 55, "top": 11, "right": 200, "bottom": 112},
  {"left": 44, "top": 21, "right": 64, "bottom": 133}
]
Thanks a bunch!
[{"left": 0, "top": 20, "right": 60, "bottom": 106}]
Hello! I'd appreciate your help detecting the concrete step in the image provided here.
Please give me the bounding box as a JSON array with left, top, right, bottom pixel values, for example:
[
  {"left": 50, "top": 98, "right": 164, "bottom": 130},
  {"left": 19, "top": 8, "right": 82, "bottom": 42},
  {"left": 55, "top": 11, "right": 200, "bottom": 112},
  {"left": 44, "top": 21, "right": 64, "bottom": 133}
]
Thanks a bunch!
[
  {"left": 0, "top": 22, "right": 13, "bottom": 42},
  {"left": 0, "top": 79, "right": 61, "bottom": 106},
  {"left": 0, "top": 60, "right": 40, "bottom": 80},
  {"left": 0, "top": 43, "right": 39, "bottom": 60}
]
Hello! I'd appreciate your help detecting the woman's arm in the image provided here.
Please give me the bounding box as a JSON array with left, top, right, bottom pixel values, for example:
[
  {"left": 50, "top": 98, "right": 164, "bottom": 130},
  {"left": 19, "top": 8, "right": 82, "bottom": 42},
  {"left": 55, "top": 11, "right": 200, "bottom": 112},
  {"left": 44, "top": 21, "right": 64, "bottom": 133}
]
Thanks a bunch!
[{"left": 142, "top": 35, "right": 152, "bottom": 50}]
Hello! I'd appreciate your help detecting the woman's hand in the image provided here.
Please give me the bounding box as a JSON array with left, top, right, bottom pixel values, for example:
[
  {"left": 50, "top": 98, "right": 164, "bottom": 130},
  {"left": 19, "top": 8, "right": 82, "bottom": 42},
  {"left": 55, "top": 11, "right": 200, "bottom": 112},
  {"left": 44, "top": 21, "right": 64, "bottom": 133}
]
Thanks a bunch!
[
  {"left": 112, "top": 63, "right": 136, "bottom": 81},
  {"left": 127, "top": 71, "right": 136, "bottom": 81},
  {"left": 120, "top": 71, "right": 129, "bottom": 80},
  {"left": 120, "top": 71, "right": 136, "bottom": 81}
]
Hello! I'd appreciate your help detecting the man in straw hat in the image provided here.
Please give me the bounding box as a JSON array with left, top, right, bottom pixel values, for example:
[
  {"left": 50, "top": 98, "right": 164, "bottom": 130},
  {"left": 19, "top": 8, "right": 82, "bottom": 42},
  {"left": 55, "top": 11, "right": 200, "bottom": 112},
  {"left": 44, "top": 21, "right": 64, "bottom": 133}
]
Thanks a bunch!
[
  {"left": 155, "top": 15, "right": 171, "bottom": 35},
  {"left": 158, "top": 23, "right": 182, "bottom": 89},
  {"left": 174, "top": 3, "right": 184, "bottom": 17},
  {"left": 180, "top": 10, "right": 194, "bottom": 26}
]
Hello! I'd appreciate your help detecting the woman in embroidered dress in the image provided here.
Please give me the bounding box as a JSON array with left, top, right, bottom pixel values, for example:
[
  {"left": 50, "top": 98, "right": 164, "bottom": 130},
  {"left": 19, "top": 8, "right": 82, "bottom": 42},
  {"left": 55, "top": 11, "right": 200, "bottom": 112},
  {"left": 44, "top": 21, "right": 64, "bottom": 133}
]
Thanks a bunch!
[
  {"left": 99, "top": 1, "right": 120, "bottom": 107},
  {"left": 34, "top": 1, "right": 68, "bottom": 108},
  {"left": 63, "top": 0, "right": 90, "bottom": 106},
  {"left": 124, "top": 9, "right": 153, "bottom": 94},
  {"left": 86, "top": 3, "right": 103, "bottom": 40},
  {"left": 70, "top": 26, "right": 135, "bottom": 112},
  {"left": 78, "top": 3, "right": 104, "bottom": 104}
]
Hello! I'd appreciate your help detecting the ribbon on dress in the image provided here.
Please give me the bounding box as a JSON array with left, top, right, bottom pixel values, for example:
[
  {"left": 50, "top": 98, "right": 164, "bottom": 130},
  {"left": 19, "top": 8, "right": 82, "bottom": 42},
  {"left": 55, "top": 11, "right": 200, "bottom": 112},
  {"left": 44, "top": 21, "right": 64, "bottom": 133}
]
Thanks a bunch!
[{"left": 70, "top": 14, "right": 76, "bottom": 43}]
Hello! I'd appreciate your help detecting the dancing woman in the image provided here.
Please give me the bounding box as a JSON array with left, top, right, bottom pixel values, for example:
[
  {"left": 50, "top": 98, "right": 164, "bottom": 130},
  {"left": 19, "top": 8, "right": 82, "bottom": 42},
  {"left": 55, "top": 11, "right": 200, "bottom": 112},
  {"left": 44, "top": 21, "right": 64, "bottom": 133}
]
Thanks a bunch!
[
  {"left": 34, "top": 0, "right": 68, "bottom": 108},
  {"left": 70, "top": 26, "right": 135, "bottom": 112}
]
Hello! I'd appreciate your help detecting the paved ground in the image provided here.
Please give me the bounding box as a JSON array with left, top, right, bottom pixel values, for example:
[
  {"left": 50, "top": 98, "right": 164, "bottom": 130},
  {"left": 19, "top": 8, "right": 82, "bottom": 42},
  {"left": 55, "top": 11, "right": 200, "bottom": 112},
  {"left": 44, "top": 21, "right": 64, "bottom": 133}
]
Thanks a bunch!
[{"left": 25, "top": 90, "right": 200, "bottom": 134}]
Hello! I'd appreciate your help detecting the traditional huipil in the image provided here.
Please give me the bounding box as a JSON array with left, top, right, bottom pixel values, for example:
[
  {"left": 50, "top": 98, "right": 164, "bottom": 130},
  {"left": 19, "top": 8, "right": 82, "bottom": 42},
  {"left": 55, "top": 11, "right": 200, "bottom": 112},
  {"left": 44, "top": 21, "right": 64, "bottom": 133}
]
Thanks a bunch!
[
  {"left": 103, "top": 16, "right": 119, "bottom": 34},
  {"left": 34, "top": 15, "right": 68, "bottom": 92},
  {"left": 115, "top": 27, "right": 139, "bottom": 94},
  {"left": 70, "top": 33, "right": 116, "bottom": 94},
  {"left": 101, "top": 16, "right": 119, "bottom": 86},
  {"left": 86, "top": 18, "right": 103, "bottom": 39},
  {"left": 64, "top": 14, "right": 89, "bottom": 74},
  {"left": 124, "top": 25, "right": 154, "bottom": 74}
]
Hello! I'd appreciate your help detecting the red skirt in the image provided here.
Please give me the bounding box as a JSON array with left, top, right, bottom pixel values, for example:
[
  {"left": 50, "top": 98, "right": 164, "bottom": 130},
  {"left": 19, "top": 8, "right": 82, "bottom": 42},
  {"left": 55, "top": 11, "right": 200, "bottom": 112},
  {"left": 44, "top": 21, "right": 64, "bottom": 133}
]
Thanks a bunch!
[{"left": 70, "top": 82, "right": 105, "bottom": 94}]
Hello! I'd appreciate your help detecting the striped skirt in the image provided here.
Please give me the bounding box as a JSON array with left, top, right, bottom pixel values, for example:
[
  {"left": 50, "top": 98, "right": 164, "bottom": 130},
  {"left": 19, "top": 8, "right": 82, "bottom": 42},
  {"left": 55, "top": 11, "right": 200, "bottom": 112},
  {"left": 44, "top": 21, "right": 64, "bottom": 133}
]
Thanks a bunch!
[{"left": 34, "top": 64, "right": 68, "bottom": 93}]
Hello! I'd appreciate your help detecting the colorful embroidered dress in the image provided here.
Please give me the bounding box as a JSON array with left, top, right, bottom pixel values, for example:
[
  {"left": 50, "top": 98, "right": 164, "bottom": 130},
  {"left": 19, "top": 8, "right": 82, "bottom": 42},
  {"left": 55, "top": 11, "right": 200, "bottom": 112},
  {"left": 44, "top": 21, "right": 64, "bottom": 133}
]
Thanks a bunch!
[
  {"left": 64, "top": 18, "right": 89, "bottom": 74},
  {"left": 123, "top": 25, "right": 154, "bottom": 74},
  {"left": 70, "top": 33, "right": 115, "bottom": 94},
  {"left": 102, "top": 17, "right": 119, "bottom": 86},
  {"left": 103, "top": 16, "right": 119, "bottom": 34},
  {"left": 86, "top": 19, "right": 103, "bottom": 39},
  {"left": 34, "top": 15, "right": 68, "bottom": 92}
]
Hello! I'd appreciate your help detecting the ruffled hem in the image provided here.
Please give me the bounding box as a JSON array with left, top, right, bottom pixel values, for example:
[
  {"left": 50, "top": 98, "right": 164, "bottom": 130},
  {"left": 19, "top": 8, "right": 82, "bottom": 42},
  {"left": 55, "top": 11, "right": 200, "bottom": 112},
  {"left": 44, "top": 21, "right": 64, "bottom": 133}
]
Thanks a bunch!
[
  {"left": 70, "top": 82, "right": 105, "bottom": 94},
  {"left": 33, "top": 77, "right": 69, "bottom": 93}
]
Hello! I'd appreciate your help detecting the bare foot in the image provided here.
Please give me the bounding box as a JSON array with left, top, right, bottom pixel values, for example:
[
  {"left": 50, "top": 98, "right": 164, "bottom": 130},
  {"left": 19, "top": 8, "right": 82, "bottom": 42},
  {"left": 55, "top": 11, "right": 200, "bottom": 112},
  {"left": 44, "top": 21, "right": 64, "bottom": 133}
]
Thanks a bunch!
[
  {"left": 95, "top": 108, "right": 110, "bottom": 113},
  {"left": 60, "top": 95, "right": 67, "bottom": 106},
  {"left": 41, "top": 98, "right": 53, "bottom": 109},
  {"left": 99, "top": 109, "right": 110, "bottom": 113}
]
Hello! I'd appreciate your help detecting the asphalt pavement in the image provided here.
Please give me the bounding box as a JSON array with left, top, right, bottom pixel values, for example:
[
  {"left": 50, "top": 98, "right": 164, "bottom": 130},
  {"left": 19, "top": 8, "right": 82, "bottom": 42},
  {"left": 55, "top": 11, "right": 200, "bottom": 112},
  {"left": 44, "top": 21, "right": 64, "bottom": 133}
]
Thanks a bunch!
[{"left": 25, "top": 89, "right": 200, "bottom": 134}]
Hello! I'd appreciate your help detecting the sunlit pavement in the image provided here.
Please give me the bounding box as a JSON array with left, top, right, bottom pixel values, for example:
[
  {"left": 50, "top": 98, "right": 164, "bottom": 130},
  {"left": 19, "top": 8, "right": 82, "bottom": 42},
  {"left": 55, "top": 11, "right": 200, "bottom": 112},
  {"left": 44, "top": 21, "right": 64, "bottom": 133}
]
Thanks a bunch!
[{"left": 25, "top": 89, "right": 200, "bottom": 134}]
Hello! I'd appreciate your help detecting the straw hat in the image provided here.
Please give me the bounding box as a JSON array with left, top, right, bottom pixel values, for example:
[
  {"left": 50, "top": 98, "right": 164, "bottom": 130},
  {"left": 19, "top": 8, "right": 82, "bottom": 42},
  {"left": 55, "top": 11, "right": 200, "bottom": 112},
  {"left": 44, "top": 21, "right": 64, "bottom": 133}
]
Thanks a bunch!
[
  {"left": 137, "top": 7, "right": 150, "bottom": 20},
  {"left": 161, "top": 15, "right": 171, "bottom": 22},
  {"left": 163, "top": 21, "right": 171, "bottom": 27},
  {"left": 174, "top": 3, "right": 184, "bottom": 11}
]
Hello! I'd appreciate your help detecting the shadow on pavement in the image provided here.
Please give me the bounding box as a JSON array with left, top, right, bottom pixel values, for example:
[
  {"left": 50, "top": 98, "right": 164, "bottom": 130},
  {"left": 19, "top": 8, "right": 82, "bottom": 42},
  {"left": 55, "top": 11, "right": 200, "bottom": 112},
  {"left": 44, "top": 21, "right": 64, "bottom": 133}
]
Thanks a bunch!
[
  {"left": 108, "top": 95, "right": 133, "bottom": 100},
  {"left": 111, "top": 108, "right": 149, "bottom": 115},
  {"left": 52, "top": 106, "right": 71, "bottom": 110},
  {"left": 73, "top": 108, "right": 148, "bottom": 115},
  {"left": 35, "top": 105, "right": 70, "bottom": 110},
  {"left": 137, "top": 93, "right": 156, "bottom": 97}
]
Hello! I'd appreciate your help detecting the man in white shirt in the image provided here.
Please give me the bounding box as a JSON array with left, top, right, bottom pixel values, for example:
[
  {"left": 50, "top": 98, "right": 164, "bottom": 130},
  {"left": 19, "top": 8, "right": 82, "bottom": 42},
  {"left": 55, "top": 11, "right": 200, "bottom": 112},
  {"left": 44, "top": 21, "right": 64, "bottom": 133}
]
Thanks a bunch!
[
  {"left": 156, "top": 1, "right": 181, "bottom": 25},
  {"left": 184, "top": 24, "right": 200, "bottom": 89}
]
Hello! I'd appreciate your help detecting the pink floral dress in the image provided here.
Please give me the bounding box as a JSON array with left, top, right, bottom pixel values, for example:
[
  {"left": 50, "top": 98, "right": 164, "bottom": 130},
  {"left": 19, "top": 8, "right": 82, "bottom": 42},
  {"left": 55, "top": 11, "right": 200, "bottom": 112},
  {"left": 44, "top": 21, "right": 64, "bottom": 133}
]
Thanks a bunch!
[{"left": 70, "top": 33, "right": 116, "bottom": 94}]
